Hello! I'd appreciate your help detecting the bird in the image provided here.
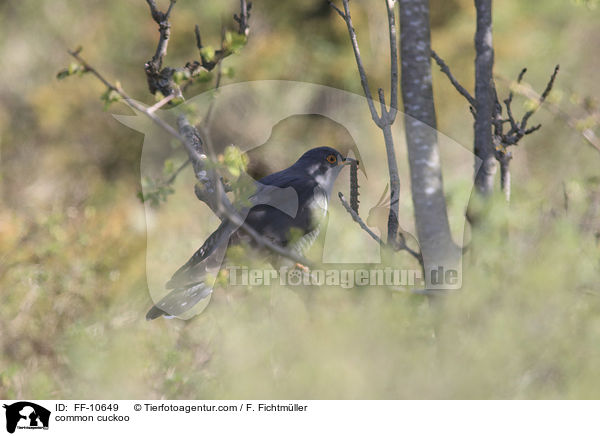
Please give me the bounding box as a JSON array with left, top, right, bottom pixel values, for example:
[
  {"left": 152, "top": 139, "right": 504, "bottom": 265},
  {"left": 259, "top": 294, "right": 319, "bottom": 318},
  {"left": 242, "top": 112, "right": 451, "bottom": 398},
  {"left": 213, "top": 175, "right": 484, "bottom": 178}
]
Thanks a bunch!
[{"left": 146, "top": 146, "right": 356, "bottom": 320}]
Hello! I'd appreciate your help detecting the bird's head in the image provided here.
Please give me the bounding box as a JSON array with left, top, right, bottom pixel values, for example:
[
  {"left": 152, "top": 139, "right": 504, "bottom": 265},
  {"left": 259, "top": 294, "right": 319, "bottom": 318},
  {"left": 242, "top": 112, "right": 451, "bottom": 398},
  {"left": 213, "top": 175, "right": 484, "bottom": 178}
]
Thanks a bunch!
[{"left": 293, "top": 146, "right": 358, "bottom": 195}]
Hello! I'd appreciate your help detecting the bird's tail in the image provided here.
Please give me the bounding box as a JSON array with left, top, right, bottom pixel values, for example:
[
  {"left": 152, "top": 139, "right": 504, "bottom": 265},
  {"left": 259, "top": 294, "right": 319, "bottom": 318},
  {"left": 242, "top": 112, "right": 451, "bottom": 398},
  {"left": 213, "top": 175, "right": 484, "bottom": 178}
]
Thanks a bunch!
[
  {"left": 145, "top": 282, "right": 212, "bottom": 320},
  {"left": 145, "top": 305, "right": 172, "bottom": 321}
]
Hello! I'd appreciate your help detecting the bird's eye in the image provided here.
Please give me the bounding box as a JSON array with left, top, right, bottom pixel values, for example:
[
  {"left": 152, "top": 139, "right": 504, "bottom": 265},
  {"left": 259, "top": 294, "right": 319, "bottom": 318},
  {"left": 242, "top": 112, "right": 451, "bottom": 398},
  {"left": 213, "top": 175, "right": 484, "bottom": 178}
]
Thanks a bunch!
[{"left": 326, "top": 154, "right": 337, "bottom": 164}]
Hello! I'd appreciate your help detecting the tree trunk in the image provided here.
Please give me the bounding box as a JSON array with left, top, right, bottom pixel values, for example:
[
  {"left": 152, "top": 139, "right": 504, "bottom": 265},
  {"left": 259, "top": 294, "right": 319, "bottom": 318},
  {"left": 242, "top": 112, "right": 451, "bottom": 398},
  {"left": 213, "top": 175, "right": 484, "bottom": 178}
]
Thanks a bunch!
[
  {"left": 473, "top": 0, "right": 496, "bottom": 196},
  {"left": 399, "top": 0, "right": 458, "bottom": 286}
]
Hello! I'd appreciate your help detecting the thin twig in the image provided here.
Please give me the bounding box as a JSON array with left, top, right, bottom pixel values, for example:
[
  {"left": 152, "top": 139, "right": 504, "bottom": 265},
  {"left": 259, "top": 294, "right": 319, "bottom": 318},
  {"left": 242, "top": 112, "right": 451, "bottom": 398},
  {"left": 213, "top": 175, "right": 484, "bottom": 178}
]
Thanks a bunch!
[
  {"left": 331, "top": 0, "right": 401, "bottom": 248},
  {"left": 385, "top": 0, "right": 398, "bottom": 122},
  {"left": 147, "top": 93, "right": 176, "bottom": 113},
  {"left": 395, "top": 232, "right": 424, "bottom": 266},
  {"left": 146, "top": 0, "right": 176, "bottom": 70},
  {"left": 339, "top": 193, "right": 423, "bottom": 265},
  {"left": 339, "top": 192, "right": 384, "bottom": 245},
  {"left": 520, "top": 64, "right": 559, "bottom": 130},
  {"left": 233, "top": 0, "right": 251, "bottom": 36},
  {"left": 329, "top": 0, "right": 382, "bottom": 125},
  {"left": 145, "top": 0, "right": 177, "bottom": 96},
  {"left": 499, "top": 65, "right": 559, "bottom": 145},
  {"left": 68, "top": 49, "right": 200, "bottom": 161},
  {"left": 431, "top": 49, "right": 476, "bottom": 107},
  {"left": 165, "top": 159, "right": 191, "bottom": 185},
  {"left": 499, "top": 75, "right": 600, "bottom": 155},
  {"left": 201, "top": 35, "right": 226, "bottom": 126}
]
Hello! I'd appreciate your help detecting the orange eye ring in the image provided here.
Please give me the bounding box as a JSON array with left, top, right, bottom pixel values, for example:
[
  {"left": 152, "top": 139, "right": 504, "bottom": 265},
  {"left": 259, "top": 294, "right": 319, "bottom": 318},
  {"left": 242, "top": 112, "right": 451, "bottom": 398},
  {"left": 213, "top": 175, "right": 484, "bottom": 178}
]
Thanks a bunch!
[{"left": 326, "top": 154, "right": 337, "bottom": 164}]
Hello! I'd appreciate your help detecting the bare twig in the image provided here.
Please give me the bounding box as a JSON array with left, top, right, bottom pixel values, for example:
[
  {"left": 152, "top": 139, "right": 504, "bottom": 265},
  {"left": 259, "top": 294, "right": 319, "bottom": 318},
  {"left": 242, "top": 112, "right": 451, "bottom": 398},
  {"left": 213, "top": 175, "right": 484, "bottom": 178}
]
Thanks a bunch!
[
  {"left": 500, "top": 75, "right": 600, "bottom": 155},
  {"left": 385, "top": 0, "right": 399, "bottom": 122},
  {"left": 165, "top": 159, "right": 191, "bottom": 185},
  {"left": 501, "top": 65, "right": 559, "bottom": 141},
  {"left": 339, "top": 192, "right": 423, "bottom": 265},
  {"left": 233, "top": 0, "right": 251, "bottom": 36},
  {"left": 330, "top": 0, "right": 401, "bottom": 248},
  {"left": 147, "top": 93, "right": 176, "bottom": 113},
  {"left": 431, "top": 50, "right": 476, "bottom": 107},
  {"left": 329, "top": 0, "right": 381, "bottom": 125},
  {"left": 520, "top": 64, "right": 559, "bottom": 129},
  {"left": 339, "top": 192, "right": 384, "bottom": 245},
  {"left": 145, "top": 0, "right": 177, "bottom": 97},
  {"left": 200, "top": 35, "right": 226, "bottom": 125},
  {"left": 396, "top": 232, "right": 424, "bottom": 266},
  {"left": 146, "top": 0, "right": 176, "bottom": 70}
]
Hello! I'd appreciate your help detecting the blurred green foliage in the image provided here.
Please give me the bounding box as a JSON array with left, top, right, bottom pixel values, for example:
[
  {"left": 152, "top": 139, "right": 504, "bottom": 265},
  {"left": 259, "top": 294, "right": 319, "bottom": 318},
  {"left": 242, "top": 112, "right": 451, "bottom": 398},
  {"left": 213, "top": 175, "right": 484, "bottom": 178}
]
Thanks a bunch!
[{"left": 1, "top": 0, "right": 599, "bottom": 399}]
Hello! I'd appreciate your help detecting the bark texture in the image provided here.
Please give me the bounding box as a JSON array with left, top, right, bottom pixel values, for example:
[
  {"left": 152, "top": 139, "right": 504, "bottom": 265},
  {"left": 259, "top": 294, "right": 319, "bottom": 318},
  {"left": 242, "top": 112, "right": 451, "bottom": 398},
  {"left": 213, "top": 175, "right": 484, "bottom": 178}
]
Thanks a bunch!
[
  {"left": 473, "top": 0, "right": 496, "bottom": 196},
  {"left": 399, "top": 0, "right": 458, "bottom": 284}
]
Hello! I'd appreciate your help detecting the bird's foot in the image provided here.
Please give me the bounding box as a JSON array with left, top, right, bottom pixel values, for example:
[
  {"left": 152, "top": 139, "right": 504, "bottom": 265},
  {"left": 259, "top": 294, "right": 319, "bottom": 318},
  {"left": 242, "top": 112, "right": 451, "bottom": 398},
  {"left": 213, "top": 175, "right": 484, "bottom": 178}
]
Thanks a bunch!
[{"left": 294, "top": 263, "right": 310, "bottom": 273}]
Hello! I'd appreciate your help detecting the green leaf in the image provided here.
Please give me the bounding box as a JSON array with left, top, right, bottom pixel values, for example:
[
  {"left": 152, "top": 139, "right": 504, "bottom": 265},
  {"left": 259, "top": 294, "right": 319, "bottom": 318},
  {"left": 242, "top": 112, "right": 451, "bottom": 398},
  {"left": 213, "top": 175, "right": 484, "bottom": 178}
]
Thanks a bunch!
[
  {"left": 195, "top": 70, "right": 213, "bottom": 82},
  {"left": 173, "top": 70, "right": 191, "bottom": 85},
  {"left": 100, "top": 87, "right": 122, "bottom": 110},
  {"left": 56, "top": 69, "right": 70, "bottom": 80},
  {"left": 223, "top": 66, "right": 235, "bottom": 78},
  {"left": 57, "top": 62, "right": 84, "bottom": 80},
  {"left": 222, "top": 145, "right": 248, "bottom": 178},
  {"left": 200, "top": 46, "right": 216, "bottom": 63},
  {"left": 163, "top": 159, "right": 175, "bottom": 177},
  {"left": 224, "top": 31, "right": 247, "bottom": 53}
]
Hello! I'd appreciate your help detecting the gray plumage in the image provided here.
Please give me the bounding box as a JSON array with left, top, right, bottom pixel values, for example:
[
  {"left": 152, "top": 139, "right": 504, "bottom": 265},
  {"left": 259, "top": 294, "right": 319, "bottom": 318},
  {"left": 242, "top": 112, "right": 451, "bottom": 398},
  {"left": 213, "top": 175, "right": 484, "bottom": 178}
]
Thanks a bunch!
[{"left": 146, "top": 146, "right": 352, "bottom": 320}]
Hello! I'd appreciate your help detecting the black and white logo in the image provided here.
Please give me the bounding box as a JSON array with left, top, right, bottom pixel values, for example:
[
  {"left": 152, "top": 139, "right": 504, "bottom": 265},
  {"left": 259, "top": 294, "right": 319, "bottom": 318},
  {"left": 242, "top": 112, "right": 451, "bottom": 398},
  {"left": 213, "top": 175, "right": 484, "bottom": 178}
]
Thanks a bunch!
[{"left": 2, "top": 402, "right": 50, "bottom": 434}]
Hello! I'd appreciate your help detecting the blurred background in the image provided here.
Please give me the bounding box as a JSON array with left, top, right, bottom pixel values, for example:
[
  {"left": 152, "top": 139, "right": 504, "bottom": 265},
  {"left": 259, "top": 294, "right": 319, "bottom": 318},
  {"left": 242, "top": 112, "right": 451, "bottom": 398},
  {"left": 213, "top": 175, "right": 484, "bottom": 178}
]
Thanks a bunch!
[{"left": 1, "top": 0, "right": 599, "bottom": 399}]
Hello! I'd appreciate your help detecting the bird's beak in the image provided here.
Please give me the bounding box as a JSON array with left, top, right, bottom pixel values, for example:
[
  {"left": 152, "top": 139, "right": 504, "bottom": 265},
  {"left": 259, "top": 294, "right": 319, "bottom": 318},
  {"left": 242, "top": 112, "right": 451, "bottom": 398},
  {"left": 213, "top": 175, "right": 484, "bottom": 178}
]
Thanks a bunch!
[{"left": 341, "top": 157, "right": 359, "bottom": 166}]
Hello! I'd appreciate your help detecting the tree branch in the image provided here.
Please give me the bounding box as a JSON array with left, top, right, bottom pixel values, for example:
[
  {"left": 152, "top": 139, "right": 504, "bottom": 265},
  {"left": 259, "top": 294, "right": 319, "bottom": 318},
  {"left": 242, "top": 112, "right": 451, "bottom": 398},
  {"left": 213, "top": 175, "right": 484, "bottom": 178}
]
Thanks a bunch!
[
  {"left": 339, "top": 193, "right": 422, "bottom": 265},
  {"left": 499, "top": 70, "right": 600, "bottom": 155},
  {"left": 385, "top": 0, "right": 399, "bottom": 122},
  {"left": 68, "top": 49, "right": 203, "bottom": 163},
  {"left": 233, "top": 0, "right": 252, "bottom": 36},
  {"left": 145, "top": 0, "right": 177, "bottom": 97},
  {"left": 67, "top": 49, "right": 310, "bottom": 268},
  {"left": 330, "top": 0, "right": 402, "bottom": 249},
  {"left": 431, "top": 49, "right": 476, "bottom": 107},
  {"left": 144, "top": 0, "right": 250, "bottom": 98},
  {"left": 329, "top": 0, "right": 382, "bottom": 125},
  {"left": 339, "top": 192, "right": 384, "bottom": 245}
]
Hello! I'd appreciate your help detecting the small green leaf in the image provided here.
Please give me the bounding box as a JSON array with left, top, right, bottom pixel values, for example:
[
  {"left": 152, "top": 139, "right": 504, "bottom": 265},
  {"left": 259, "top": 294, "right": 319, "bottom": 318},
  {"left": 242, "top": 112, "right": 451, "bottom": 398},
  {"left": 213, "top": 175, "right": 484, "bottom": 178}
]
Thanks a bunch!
[
  {"left": 222, "top": 145, "right": 248, "bottom": 179},
  {"left": 223, "top": 66, "right": 235, "bottom": 78},
  {"left": 57, "top": 62, "right": 84, "bottom": 80},
  {"left": 100, "top": 87, "right": 122, "bottom": 110},
  {"left": 68, "top": 62, "right": 79, "bottom": 75},
  {"left": 173, "top": 70, "right": 191, "bottom": 85},
  {"left": 195, "top": 70, "right": 213, "bottom": 83},
  {"left": 224, "top": 31, "right": 247, "bottom": 53},
  {"left": 56, "top": 69, "right": 70, "bottom": 80},
  {"left": 200, "top": 46, "right": 216, "bottom": 63},
  {"left": 163, "top": 159, "right": 175, "bottom": 177}
]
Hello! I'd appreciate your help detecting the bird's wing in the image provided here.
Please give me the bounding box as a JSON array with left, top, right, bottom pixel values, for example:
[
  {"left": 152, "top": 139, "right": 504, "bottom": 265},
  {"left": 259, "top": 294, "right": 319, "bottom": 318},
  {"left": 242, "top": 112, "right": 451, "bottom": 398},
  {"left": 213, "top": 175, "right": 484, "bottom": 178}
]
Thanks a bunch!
[{"left": 147, "top": 173, "right": 323, "bottom": 320}]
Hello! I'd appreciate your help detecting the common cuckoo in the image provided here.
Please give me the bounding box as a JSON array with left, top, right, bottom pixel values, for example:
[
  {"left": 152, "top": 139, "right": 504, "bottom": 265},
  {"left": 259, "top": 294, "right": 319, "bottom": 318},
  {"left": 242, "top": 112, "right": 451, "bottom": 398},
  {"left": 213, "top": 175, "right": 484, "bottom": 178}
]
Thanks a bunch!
[{"left": 146, "top": 146, "right": 355, "bottom": 320}]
